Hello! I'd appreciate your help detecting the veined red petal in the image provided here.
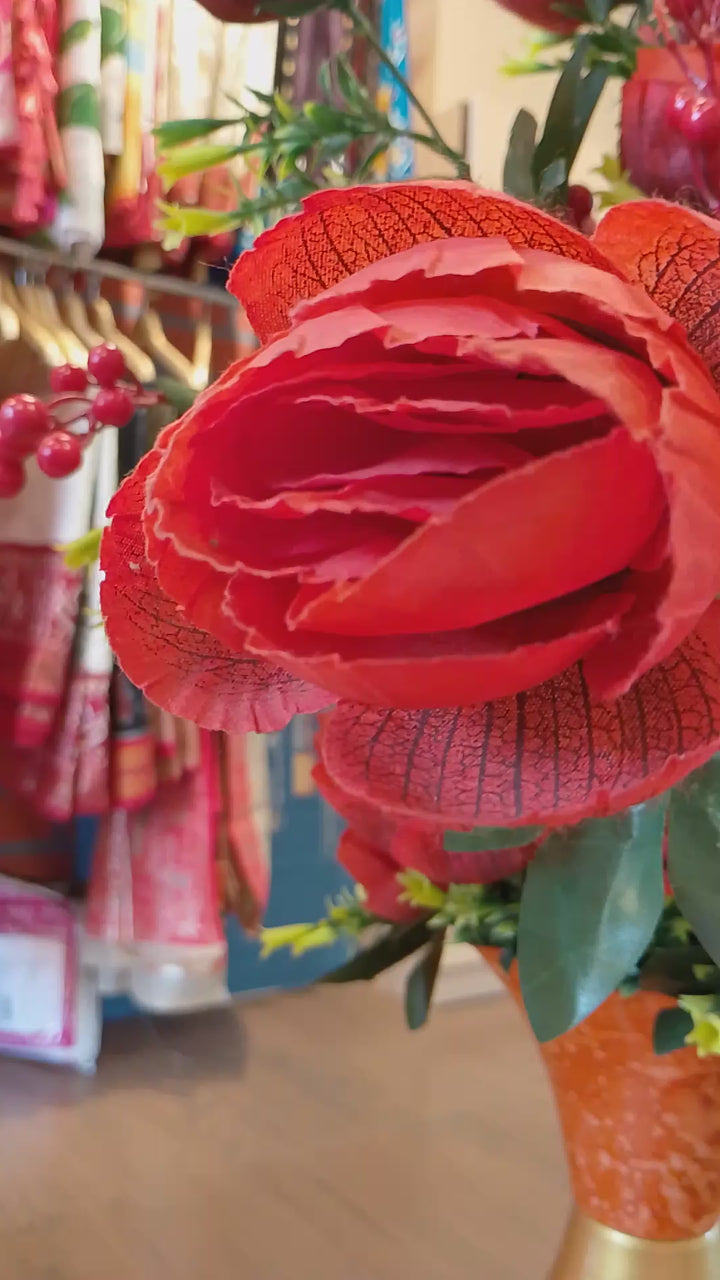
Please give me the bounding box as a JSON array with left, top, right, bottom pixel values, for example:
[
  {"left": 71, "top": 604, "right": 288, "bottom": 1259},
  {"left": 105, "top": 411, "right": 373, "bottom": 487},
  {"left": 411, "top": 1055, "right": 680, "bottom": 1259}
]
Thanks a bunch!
[
  {"left": 320, "top": 602, "right": 720, "bottom": 829},
  {"left": 100, "top": 456, "right": 330, "bottom": 733},
  {"left": 593, "top": 201, "right": 720, "bottom": 381},
  {"left": 236, "top": 584, "right": 632, "bottom": 707},
  {"left": 229, "top": 183, "right": 620, "bottom": 342}
]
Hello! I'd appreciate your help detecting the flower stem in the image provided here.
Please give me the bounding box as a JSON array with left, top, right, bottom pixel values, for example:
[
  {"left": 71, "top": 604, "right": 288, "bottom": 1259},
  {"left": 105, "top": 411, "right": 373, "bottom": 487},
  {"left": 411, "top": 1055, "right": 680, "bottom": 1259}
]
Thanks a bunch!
[{"left": 344, "top": 0, "right": 472, "bottom": 180}]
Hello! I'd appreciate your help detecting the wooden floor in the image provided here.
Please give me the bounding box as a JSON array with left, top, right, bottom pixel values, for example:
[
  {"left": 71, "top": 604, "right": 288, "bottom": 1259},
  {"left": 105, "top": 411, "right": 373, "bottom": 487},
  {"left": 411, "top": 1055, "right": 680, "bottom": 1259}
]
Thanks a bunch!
[{"left": 0, "top": 986, "right": 568, "bottom": 1280}]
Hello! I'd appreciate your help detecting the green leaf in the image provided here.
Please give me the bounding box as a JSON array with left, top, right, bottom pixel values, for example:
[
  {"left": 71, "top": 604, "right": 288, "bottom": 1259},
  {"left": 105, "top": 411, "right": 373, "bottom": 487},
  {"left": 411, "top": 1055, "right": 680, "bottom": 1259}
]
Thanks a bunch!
[
  {"left": 653, "top": 1007, "right": 694, "bottom": 1055},
  {"left": 323, "top": 919, "right": 433, "bottom": 984},
  {"left": 153, "top": 118, "right": 239, "bottom": 147},
  {"left": 517, "top": 804, "right": 666, "bottom": 1042},
  {"left": 60, "top": 18, "right": 95, "bottom": 54},
  {"left": 668, "top": 757, "right": 720, "bottom": 966},
  {"left": 538, "top": 156, "right": 568, "bottom": 198},
  {"left": 263, "top": 0, "right": 343, "bottom": 14},
  {"left": 585, "top": 0, "right": 611, "bottom": 23},
  {"left": 531, "top": 38, "right": 609, "bottom": 199},
  {"left": 57, "top": 83, "right": 101, "bottom": 132},
  {"left": 405, "top": 931, "right": 446, "bottom": 1031},
  {"left": 155, "top": 378, "right": 199, "bottom": 414},
  {"left": 503, "top": 108, "right": 538, "bottom": 201},
  {"left": 444, "top": 824, "right": 543, "bottom": 853}
]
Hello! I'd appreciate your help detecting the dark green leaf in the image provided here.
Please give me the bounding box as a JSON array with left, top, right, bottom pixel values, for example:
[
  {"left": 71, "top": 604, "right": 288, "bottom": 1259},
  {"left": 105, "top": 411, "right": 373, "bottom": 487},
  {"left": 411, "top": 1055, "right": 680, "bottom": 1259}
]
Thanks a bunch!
[
  {"left": 444, "top": 824, "right": 543, "bottom": 853},
  {"left": 317, "top": 60, "right": 334, "bottom": 102},
  {"left": 57, "top": 83, "right": 101, "bottom": 131},
  {"left": 531, "top": 38, "right": 609, "bottom": 198},
  {"left": 323, "top": 919, "right": 433, "bottom": 984},
  {"left": 60, "top": 18, "right": 94, "bottom": 54},
  {"left": 517, "top": 804, "right": 666, "bottom": 1042},
  {"left": 156, "top": 379, "right": 199, "bottom": 414},
  {"left": 585, "top": 0, "right": 610, "bottom": 23},
  {"left": 538, "top": 156, "right": 568, "bottom": 197},
  {"left": 668, "top": 757, "right": 720, "bottom": 966},
  {"left": 653, "top": 1007, "right": 694, "bottom": 1055},
  {"left": 405, "top": 931, "right": 446, "bottom": 1030},
  {"left": 263, "top": 0, "right": 339, "bottom": 15},
  {"left": 503, "top": 109, "right": 538, "bottom": 201},
  {"left": 335, "top": 55, "right": 371, "bottom": 110},
  {"left": 153, "top": 117, "right": 239, "bottom": 147}
]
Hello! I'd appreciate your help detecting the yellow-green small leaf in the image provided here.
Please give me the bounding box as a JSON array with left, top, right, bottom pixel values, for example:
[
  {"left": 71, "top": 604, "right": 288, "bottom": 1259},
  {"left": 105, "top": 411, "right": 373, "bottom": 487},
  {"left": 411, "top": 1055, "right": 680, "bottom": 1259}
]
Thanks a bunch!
[
  {"left": 56, "top": 527, "right": 102, "bottom": 570},
  {"left": 260, "top": 923, "right": 317, "bottom": 958}
]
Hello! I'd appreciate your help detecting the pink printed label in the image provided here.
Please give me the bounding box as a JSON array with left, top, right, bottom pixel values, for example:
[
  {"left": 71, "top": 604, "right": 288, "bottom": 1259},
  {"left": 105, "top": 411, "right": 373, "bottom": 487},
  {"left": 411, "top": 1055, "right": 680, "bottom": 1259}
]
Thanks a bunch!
[{"left": 0, "top": 896, "right": 76, "bottom": 1049}]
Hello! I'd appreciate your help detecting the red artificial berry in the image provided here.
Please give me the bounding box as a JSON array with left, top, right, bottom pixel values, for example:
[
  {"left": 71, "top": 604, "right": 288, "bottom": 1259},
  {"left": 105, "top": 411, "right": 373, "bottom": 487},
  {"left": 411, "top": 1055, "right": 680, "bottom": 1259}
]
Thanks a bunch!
[
  {"left": 0, "top": 455, "right": 25, "bottom": 498},
  {"left": 567, "top": 183, "right": 594, "bottom": 223},
  {"left": 0, "top": 393, "right": 52, "bottom": 456},
  {"left": 667, "top": 86, "right": 694, "bottom": 131},
  {"left": 36, "top": 431, "right": 83, "bottom": 478},
  {"left": 677, "top": 93, "right": 720, "bottom": 146},
  {"left": 87, "top": 343, "right": 127, "bottom": 388},
  {"left": 91, "top": 386, "right": 134, "bottom": 427},
  {"left": 49, "top": 364, "right": 88, "bottom": 393}
]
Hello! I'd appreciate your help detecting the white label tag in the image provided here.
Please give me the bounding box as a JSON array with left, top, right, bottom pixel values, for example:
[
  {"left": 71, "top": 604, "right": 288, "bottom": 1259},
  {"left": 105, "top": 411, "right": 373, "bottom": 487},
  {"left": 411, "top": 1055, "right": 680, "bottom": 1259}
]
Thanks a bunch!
[{"left": 0, "top": 934, "right": 67, "bottom": 1041}]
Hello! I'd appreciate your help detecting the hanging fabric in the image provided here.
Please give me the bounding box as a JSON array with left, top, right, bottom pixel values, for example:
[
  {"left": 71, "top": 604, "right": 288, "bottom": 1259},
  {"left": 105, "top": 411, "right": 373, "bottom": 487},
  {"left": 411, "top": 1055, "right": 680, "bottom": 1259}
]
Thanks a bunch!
[
  {"left": 51, "top": 0, "right": 105, "bottom": 257},
  {"left": 99, "top": 0, "right": 128, "bottom": 156}
]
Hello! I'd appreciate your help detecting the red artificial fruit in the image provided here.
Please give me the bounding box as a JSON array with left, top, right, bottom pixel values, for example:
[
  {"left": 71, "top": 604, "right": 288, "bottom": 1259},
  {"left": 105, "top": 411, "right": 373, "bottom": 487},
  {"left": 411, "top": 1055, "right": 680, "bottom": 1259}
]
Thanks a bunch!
[
  {"left": 621, "top": 45, "right": 720, "bottom": 208},
  {"left": 100, "top": 182, "right": 720, "bottom": 832}
]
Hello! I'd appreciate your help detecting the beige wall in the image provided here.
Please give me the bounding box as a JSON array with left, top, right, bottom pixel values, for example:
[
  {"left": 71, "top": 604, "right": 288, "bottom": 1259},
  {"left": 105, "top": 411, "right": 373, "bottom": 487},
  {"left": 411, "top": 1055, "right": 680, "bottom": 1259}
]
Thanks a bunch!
[{"left": 408, "top": 0, "right": 620, "bottom": 189}]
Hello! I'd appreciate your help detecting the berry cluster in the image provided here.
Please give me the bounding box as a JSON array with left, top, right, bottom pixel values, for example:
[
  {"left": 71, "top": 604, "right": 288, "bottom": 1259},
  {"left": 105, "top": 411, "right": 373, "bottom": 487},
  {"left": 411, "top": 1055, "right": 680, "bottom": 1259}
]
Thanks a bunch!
[{"left": 0, "top": 345, "right": 160, "bottom": 499}]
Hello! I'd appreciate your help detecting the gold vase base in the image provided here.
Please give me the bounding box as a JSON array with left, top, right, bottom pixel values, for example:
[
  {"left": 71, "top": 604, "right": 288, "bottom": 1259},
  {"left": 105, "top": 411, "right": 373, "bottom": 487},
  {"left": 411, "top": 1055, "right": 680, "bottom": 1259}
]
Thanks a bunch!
[{"left": 549, "top": 1211, "right": 720, "bottom": 1280}]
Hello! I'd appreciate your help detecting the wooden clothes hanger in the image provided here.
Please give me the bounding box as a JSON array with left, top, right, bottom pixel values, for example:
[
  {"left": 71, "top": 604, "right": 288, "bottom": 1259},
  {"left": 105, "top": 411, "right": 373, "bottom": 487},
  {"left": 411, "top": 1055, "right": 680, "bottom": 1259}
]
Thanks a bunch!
[
  {"left": 0, "top": 273, "right": 65, "bottom": 367},
  {"left": 58, "top": 280, "right": 105, "bottom": 352},
  {"left": 15, "top": 270, "right": 88, "bottom": 366}
]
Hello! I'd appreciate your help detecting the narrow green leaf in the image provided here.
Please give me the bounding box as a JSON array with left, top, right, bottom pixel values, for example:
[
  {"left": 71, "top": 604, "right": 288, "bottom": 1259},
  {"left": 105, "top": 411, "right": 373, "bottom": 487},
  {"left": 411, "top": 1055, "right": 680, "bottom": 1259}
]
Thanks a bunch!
[
  {"left": 668, "top": 757, "right": 720, "bottom": 966},
  {"left": 538, "top": 156, "right": 568, "bottom": 198},
  {"left": 323, "top": 920, "right": 433, "bottom": 984},
  {"left": 405, "top": 931, "right": 446, "bottom": 1031},
  {"left": 156, "top": 378, "right": 199, "bottom": 414},
  {"left": 60, "top": 18, "right": 94, "bottom": 54},
  {"left": 153, "top": 118, "right": 239, "bottom": 147},
  {"left": 531, "top": 38, "right": 609, "bottom": 199},
  {"left": 653, "top": 1007, "right": 694, "bottom": 1055},
  {"left": 518, "top": 804, "right": 666, "bottom": 1042},
  {"left": 444, "top": 824, "right": 543, "bottom": 853},
  {"left": 503, "top": 108, "right": 538, "bottom": 201},
  {"left": 262, "top": 0, "right": 336, "bottom": 14}
]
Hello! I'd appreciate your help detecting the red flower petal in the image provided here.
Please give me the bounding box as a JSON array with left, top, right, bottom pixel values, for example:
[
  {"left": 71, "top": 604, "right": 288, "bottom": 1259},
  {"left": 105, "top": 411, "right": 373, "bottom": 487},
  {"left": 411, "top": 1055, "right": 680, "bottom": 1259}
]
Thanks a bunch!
[
  {"left": 236, "top": 582, "right": 632, "bottom": 707},
  {"left": 320, "top": 602, "right": 720, "bottom": 829},
  {"left": 100, "top": 454, "right": 330, "bottom": 733},
  {"left": 337, "top": 830, "right": 418, "bottom": 923},
  {"left": 593, "top": 201, "right": 720, "bottom": 380},
  {"left": 229, "top": 183, "right": 619, "bottom": 342},
  {"left": 288, "top": 428, "right": 663, "bottom": 637}
]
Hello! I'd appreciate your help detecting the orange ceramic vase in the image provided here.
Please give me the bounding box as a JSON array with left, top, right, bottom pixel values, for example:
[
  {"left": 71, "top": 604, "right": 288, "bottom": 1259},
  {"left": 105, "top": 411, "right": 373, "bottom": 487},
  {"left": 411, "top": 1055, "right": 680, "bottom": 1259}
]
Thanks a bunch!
[{"left": 483, "top": 951, "right": 720, "bottom": 1279}]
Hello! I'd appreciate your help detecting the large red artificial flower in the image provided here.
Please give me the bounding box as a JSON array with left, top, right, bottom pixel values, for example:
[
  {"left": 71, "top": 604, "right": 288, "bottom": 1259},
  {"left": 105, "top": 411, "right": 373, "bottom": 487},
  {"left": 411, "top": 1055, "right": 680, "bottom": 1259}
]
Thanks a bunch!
[
  {"left": 313, "top": 722, "right": 535, "bottom": 920},
  {"left": 101, "top": 183, "right": 720, "bottom": 831}
]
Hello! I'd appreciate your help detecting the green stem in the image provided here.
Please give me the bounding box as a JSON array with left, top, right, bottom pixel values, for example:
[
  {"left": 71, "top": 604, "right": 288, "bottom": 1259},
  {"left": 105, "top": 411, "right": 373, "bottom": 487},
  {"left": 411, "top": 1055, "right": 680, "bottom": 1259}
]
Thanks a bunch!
[{"left": 344, "top": 0, "right": 472, "bottom": 180}]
